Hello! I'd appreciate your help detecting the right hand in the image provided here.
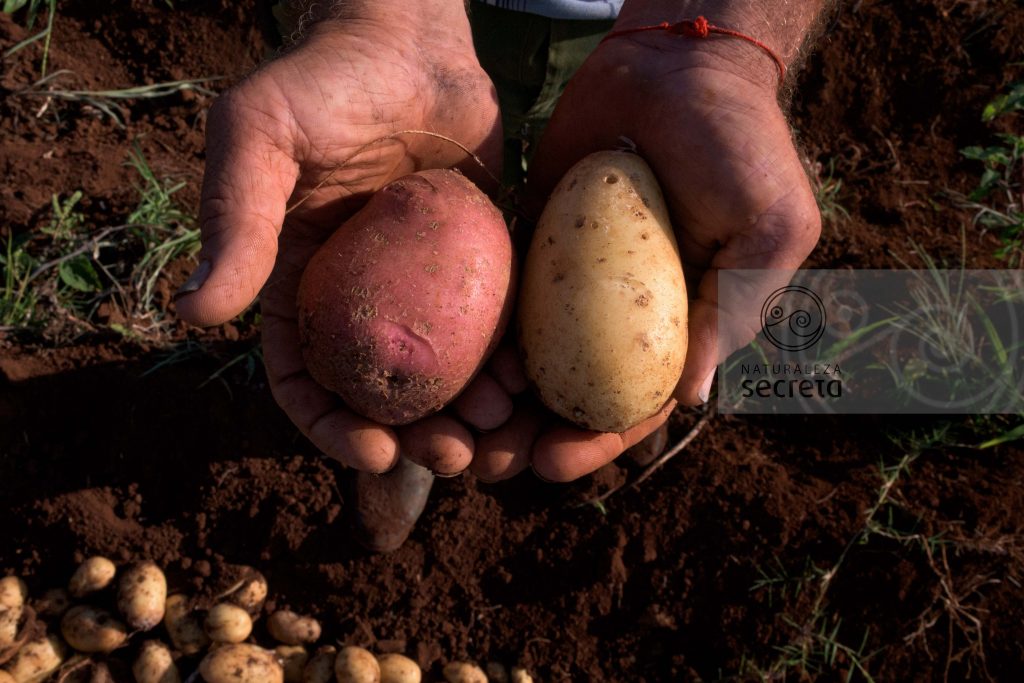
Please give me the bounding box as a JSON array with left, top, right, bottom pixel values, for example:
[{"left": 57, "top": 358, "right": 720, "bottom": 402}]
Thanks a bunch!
[{"left": 174, "top": 3, "right": 507, "bottom": 473}]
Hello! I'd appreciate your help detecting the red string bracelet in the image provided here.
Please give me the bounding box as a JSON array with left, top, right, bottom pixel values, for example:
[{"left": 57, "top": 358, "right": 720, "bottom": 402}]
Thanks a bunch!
[{"left": 601, "top": 16, "right": 787, "bottom": 83}]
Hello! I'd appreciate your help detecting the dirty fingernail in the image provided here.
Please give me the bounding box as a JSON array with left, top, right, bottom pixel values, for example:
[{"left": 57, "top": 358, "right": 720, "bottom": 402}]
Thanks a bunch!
[
  {"left": 173, "top": 260, "right": 211, "bottom": 301},
  {"left": 697, "top": 369, "right": 716, "bottom": 404}
]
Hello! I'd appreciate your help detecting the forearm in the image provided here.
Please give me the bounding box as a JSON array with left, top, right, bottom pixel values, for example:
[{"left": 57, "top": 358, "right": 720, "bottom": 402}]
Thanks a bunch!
[{"left": 616, "top": 0, "right": 831, "bottom": 88}]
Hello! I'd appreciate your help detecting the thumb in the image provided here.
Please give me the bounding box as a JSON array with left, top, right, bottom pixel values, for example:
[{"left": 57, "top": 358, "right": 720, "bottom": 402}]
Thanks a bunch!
[{"left": 175, "top": 93, "right": 299, "bottom": 327}]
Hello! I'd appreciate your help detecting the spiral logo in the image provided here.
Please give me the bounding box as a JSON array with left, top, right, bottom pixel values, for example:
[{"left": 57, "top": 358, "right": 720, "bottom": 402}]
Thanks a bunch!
[{"left": 760, "top": 285, "right": 827, "bottom": 352}]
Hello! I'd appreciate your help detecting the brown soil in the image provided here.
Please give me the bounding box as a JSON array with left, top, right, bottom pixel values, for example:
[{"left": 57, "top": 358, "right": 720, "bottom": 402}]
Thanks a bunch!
[{"left": 2, "top": 1, "right": 1023, "bottom": 681}]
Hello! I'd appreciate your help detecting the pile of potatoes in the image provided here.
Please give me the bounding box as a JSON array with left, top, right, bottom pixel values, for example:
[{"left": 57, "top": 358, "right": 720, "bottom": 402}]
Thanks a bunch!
[{"left": 0, "top": 560, "right": 533, "bottom": 683}]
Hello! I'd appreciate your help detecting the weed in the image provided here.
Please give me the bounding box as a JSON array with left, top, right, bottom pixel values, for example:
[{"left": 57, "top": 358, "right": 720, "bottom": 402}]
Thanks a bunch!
[
  {"left": 42, "top": 190, "right": 85, "bottom": 242},
  {"left": 810, "top": 157, "right": 850, "bottom": 225},
  {"left": 2, "top": 0, "right": 56, "bottom": 76},
  {"left": 124, "top": 143, "right": 200, "bottom": 318},
  {"left": 17, "top": 71, "right": 220, "bottom": 127},
  {"left": 959, "top": 82, "right": 1024, "bottom": 266},
  {"left": 0, "top": 232, "right": 40, "bottom": 329}
]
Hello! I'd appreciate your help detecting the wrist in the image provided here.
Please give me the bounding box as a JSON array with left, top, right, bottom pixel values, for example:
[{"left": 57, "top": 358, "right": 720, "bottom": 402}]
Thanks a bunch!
[
  {"left": 615, "top": 0, "right": 825, "bottom": 88},
  {"left": 303, "top": 0, "right": 475, "bottom": 52}
]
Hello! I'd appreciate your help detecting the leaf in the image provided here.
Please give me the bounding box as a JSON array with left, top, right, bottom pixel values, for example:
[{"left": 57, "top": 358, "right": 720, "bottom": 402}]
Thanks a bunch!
[
  {"left": 978, "top": 423, "right": 1024, "bottom": 449},
  {"left": 982, "top": 83, "right": 1024, "bottom": 122},
  {"left": 1, "top": 0, "right": 29, "bottom": 13},
  {"left": 58, "top": 255, "right": 101, "bottom": 292}
]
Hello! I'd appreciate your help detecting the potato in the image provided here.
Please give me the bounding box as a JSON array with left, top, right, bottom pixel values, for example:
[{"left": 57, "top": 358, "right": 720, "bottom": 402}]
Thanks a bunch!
[
  {"left": 275, "top": 644, "right": 308, "bottom": 683},
  {"left": 333, "top": 646, "right": 379, "bottom": 683},
  {"left": 509, "top": 668, "right": 533, "bottom": 683},
  {"left": 227, "top": 571, "right": 267, "bottom": 615},
  {"left": 485, "top": 663, "right": 509, "bottom": 683},
  {"left": 117, "top": 562, "right": 166, "bottom": 631},
  {"left": 133, "top": 640, "right": 180, "bottom": 683},
  {"left": 0, "top": 670, "right": 14, "bottom": 683},
  {"left": 69, "top": 557, "right": 117, "bottom": 598},
  {"left": 301, "top": 645, "right": 336, "bottom": 683},
  {"left": 297, "top": 169, "right": 514, "bottom": 425},
  {"left": 3, "top": 634, "right": 65, "bottom": 683},
  {"left": 163, "top": 594, "right": 209, "bottom": 655},
  {"left": 33, "top": 588, "right": 71, "bottom": 619},
  {"left": 199, "top": 644, "right": 283, "bottom": 683},
  {"left": 204, "top": 603, "right": 253, "bottom": 644},
  {"left": 0, "top": 576, "right": 27, "bottom": 650},
  {"left": 442, "top": 661, "right": 486, "bottom": 683},
  {"left": 61, "top": 605, "right": 128, "bottom": 653},
  {"left": 376, "top": 653, "right": 420, "bottom": 683},
  {"left": 266, "top": 610, "right": 320, "bottom": 646},
  {"left": 518, "top": 151, "right": 687, "bottom": 432}
]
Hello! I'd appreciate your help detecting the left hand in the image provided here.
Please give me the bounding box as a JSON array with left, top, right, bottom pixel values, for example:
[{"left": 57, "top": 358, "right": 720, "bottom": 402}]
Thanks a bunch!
[{"left": 471, "top": 29, "right": 821, "bottom": 483}]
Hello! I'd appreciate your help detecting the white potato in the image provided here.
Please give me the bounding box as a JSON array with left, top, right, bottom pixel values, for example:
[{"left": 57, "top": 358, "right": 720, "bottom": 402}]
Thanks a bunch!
[
  {"left": 163, "top": 594, "right": 209, "bottom": 655},
  {"left": 133, "top": 640, "right": 180, "bottom": 683},
  {"left": 301, "top": 645, "right": 336, "bottom": 683},
  {"left": 204, "top": 603, "right": 252, "bottom": 644},
  {"left": 68, "top": 557, "right": 117, "bottom": 598},
  {"left": 228, "top": 571, "right": 268, "bottom": 615},
  {"left": 275, "top": 644, "right": 308, "bottom": 683},
  {"left": 2, "top": 634, "right": 64, "bottom": 683},
  {"left": 509, "top": 668, "right": 534, "bottom": 683},
  {"left": 376, "top": 653, "right": 420, "bottom": 683},
  {"left": 485, "top": 662, "right": 509, "bottom": 683},
  {"left": 442, "top": 661, "right": 486, "bottom": 683},
  {"left": 199, "top": 644, "right": 283, "bottom": 683},
  {"left": 117, "top": 562, "right": 167, "bottom": 631},
  {"left": 61, "top": 605, "right": 128, "bottom": 653},
  {"left": 334, "top": 646, "right": 379, "bottom": 683},
  {"left": 0, "top": 670, "right": 15, "bottom": 683},
  {"left": 33, "top": 588, "right": 70, "bottom": 619},
  {"left": 518, "top": 151, "right": 688, "bottom": 432},
  {"left": 266, "top": 610, "right": 320, "bottom": 646},
  {"left": 0, "top": 576, "right": 27, "bottom": 650}
]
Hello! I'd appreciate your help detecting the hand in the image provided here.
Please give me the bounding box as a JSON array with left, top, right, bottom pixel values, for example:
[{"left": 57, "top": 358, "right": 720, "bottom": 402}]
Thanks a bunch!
[
  {"left": 174, "top": 3, "right": 506, "bottom": 473},
  {"left": 472, "top": 29, "right": 821, "bottom": 482}
]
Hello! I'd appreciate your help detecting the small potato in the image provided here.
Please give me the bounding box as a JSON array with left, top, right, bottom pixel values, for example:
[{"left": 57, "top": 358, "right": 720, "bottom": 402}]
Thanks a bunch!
[
  {"left": 266, "top": 610, "right": 320, "bottom": 646},
  {"left": 0, "top": 670, "right": 15, "bottom": 683},
  {"left": 377, "top": 654, "right": 420, "bottom": 683},
  {"left": 61, "top": 605, "right": 128, "bottom": 653},
  {"left": 204, "top": 603, "right": 252, "bottom": 644},
  {"left": 33, "top": 588, "right": 71, "bottom": 619},
  {"left": 117, "top": 562, "right": 166, "bottom": 631},
  {"left": 133, "top": 640, "right": 180, "bottom": 683},
  {"left": 3, "top": 634, "right": 65, "bottom": 683},
  {"left": 199, "top": 644, "right": 283, "bottom": 683},
  {"left": 334, "top": 646, "right": 379, "bottom": 683},
  {"left": 0, "top": 576, "right": 27, "bottom": 649},
  {"left": 519, "top": 150, "right": 688, "bottom": 432},
  {"left": 228, "top": 571, "right": 268, "bottom": 615},
  {"left": 301, "top": 645, "right": 336, "bottom": 683},
  {"left": 68, "top": 557, "right": 117, "bottom": 598},
  {"left": 163, "top": 594, "right": 209, "bottom": 656},
  {"left": 485, "top": 663, "right": 508, "bottom": 683},
  {"left": 442, "top": 662, "right": 486, "bottom": 683},
  {"left": 509, "top": 668, "right": 533, "bottom": 683},
  {"left": 87, "top": 662, "right": 115, "bottom": 683},
  {"left": 275, "top": 644, "right": 308, "bottom": 683}
]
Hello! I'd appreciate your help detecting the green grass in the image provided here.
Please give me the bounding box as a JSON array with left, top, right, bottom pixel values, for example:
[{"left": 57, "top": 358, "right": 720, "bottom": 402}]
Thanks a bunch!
[
  {"left": 0, "top": 232, "right": 40, "bottom": 329},
  {"left": 124, "top": 142, "right": 200, "bottom": 318},
  {"left": 810, "top": 157, "right": 850, "bottom": 225},
  {"left": 960, "top": 82, "right": 1024, "bottom": 266},
  {"left": 1, "top": 144, "right": 199, "bottom": 339}
]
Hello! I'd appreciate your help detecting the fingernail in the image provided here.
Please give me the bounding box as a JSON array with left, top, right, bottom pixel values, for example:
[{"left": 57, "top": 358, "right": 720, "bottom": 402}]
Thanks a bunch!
[
  {"left": 173, "top": 260, "right": 211, "bottom": 301},
  {"left": 697, "top": 369, "right": 716, "bottom": 404}
]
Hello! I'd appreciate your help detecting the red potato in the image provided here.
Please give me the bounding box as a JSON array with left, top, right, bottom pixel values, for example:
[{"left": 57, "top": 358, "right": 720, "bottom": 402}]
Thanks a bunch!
[{"left": 298, "top": 169, "right": 514, "bottom": 425}]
